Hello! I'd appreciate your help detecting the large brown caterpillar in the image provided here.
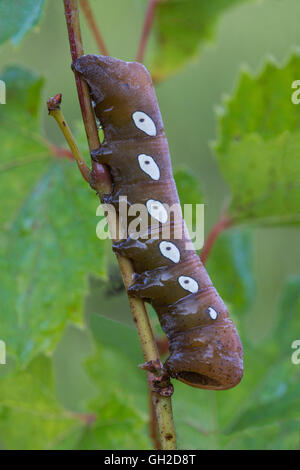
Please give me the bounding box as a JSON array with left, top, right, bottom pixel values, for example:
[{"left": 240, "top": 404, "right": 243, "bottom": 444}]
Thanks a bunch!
[{"left": 74, "top": 55, "right": 243, "bottom": 390}]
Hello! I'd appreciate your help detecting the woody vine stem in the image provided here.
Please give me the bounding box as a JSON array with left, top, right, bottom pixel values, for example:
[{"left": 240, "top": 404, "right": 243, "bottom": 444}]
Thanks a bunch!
[{"left": 60, "top": 0, "right": 176, "bottom": 450}]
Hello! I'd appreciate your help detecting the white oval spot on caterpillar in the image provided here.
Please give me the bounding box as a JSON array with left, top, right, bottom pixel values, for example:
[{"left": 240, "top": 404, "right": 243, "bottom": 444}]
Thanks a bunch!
[
  {"left": 132, "top": 111, "right": 156, "bottom": 136},
  {"left": 138, "top": 154, "right": 160, "bottom": 180},
  {"left": 178, "top": 276, "right": 199, "bottom": 294},
  {"left": 146, "top": 199, "right": 168, "bottom": 223},
  {"left": 159, "top": 241, "right": 180, "bottom": 263},
  {"left": 207, "top": 306, "right": 218, "bottom": 320}
]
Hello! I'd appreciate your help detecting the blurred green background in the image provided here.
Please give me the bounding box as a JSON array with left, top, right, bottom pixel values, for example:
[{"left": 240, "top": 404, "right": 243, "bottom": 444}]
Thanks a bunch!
[{"left": 0, "top": 0, "right": 300, "bottom": 449}]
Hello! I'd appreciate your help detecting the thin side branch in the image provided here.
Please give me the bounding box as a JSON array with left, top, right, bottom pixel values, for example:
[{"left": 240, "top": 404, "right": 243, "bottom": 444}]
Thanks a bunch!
[
  {"left": 79, "top": 0, "right": 109, "bottom": 56},
  {"left": 46, "top": 142, "right": 74, "bottom": 160},
  {"left": 201, "top": 213, "right": 234, "bottom": 265},
  {"left": 136, "top": 0, "right": 162, "bottom": 63},
  {"left": 47, "top": 93, "right": 90, "bottom": 182},
  {"left": 62, "top": 0, "right": 176, "bottom": 450}
]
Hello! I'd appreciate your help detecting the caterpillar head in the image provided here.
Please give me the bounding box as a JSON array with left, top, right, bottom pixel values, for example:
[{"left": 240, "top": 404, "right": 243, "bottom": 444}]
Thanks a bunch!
[
  {"left": 165, "top": 317, "right": 244, "bottom": 390},
  {"left": 160, "top": 292, "right": 244, "bottom": 390},
  {"left": 73, "top": 54, "right": 164, "bottom": 140}
]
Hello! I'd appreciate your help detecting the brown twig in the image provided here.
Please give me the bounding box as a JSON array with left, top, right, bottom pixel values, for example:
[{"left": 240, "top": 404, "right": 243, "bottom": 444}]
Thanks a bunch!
[
  {"left": 147, "top": 336, "right": 168, "bottom": 448},
  {"left": 149, "top": 388, "right": 161, "bottom": 450},
  {"left": 79, "top": 0, "right": 109, "bottom": 56},
  {"left": 136, "top": 0, "right": 162, "bottom": 63},
  {"left": 64, "top": 1, "right": 106, "bottom": 159},
  {"left": 140, "top": 359, "right": 174, "bottom": 397},
  {"left": 62, "top": 0, "right": 176, "bottom": 450},
  {"left": 201, "top": 213, "right": 234, "bottom": 265}
]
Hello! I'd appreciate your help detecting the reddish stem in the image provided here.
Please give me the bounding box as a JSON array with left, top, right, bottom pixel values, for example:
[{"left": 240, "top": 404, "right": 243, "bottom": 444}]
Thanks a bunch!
[
  {"left": 136, "top": 0, "right": 162, "bottom": 63},
  {"left": 73, "top": 412, "right": 96, "bottom": 426},
  {"left": 47, "top": 142, "right": 74, "bottom": 160},
  {"left": 201, "top": 214, "right": 233, "bottom": 266},
  {"left": 79, "top": 0, "right": 109, "bottom": 56},
  {"left": 156, "top": 336, "right": 168, "bottom": 357}
]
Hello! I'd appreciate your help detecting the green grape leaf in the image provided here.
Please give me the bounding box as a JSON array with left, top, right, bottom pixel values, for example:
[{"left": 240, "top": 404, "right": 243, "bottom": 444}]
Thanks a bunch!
[
  {"left": 0, "top": 66, "right": 107, "bottom": 364},
  {"left": 57, "top": 394, "right": 150, "bottom": 450},
  {"left": 218, "top": 278, "right": 300, "bottom": 437},
  {"left": 224, "top": 422, "right": 299, "bottom": 450},
  {"left": 171, "top": 383, "right": 220, "bottom": 450},
  {"left": 214, "top": 53, "right": 300, "bottom": 225},
  {"left": 174, "top": 166, "right": 204, "bottom": 206},
  {"left": 206, "top": 228, "right": 254, "bottom": 315},
  {"left": 0, "top": 355, "right": 80, "bottom": 450},
  {"left": 88, "top": 314, "right": 143, "bottom": 364},
  {"left": 226, "top": 381, "right": 300, "bottom": 433},
  {"left": 54, "top": 322, "right": 150, "bottom": 449},
  {"left": 174, "top": 166, "right": 204, "bottom": 247},
  {"left": 0, "top": 66, "right": 47, "bottom": 228},
  {"left": 275, "top": 276, "right": 300, "bottom": 349},
  {"left": 0, "top": 0, "right": 45, "bottom": 46},
  {"left": 150, "top": 0, "right": 250, "bottom": 80},
  {"left": 263, "top": 421, "right": 300, "bottom": 451},
  {"left": 84, "top": 275, "right": 134, "bottom": 328},
  {"left": 1, "top": 162, "right": 107, "bottom": 364},
  {"left": 81, "top": 338, "right": 150, "bottom": 450},
  {"left": 173, "top": 345, "right": 300, "bottom": 449},
  {"left": 53, "top": 325, "right": 96, "bottom": 413}
]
